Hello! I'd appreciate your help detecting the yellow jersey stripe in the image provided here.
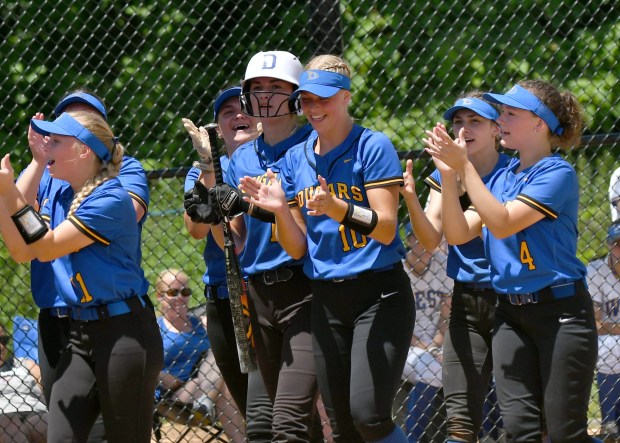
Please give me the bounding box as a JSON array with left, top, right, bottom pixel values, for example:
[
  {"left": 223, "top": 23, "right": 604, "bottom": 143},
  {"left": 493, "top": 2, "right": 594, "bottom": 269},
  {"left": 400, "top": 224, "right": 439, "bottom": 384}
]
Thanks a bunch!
[
  {"left": 128, "top": 192, "right": 148, "bottom": 214},
  {"left": 68, "top": 216, "right": 111, "bottom": 245},
  {"left": 424, "top": 176, "right": 441, "bottom": 193},
  {"left": 365, "top": 177, "right": 404, "bottom": 189},
  {"left": 516, "top": 194, "right": 558, "bottom": 219}
]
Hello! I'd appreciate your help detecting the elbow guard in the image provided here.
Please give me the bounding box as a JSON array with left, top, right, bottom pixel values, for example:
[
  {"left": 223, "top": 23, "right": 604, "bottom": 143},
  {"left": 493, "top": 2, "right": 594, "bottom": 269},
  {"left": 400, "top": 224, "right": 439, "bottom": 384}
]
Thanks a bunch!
[{"left": 340, "top": 202, "right": 378, "bottom": 236}]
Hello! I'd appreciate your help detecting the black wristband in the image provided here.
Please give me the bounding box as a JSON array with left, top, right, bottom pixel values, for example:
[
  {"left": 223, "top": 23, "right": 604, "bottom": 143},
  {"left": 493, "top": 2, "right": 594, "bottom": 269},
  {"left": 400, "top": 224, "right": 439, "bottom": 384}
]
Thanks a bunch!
[
  {"left": 11, "top": 205, "right": 49, "bottom": 244},
  {"left": 248, "top": 203, "right": 276, "bottom": 223},
  {"left": 340, "top": 202, "right": 378, "bottom": 236}
]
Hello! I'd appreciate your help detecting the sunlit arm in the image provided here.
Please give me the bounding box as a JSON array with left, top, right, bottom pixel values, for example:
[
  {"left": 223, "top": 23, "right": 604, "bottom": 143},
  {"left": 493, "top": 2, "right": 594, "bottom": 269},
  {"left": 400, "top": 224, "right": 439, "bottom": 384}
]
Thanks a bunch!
[
  {"left": 0, "top": 185, "right": 93, "bottom": 262},
  {"left": 184, "top": 212, "right": 211, "bottom": 240},
  {"left": 404, "top": 188, "right": 443, "bottom": 251},
  {"left": 458, "top": 161, "right": 544, "bottom": 239},
  {"left": 365, "top": 185, "right": 400, "bottom": 245},
  {"left": 15, "top": 160, "right": 47, "bottom": 209},
  {"left": 275, "top": 204, "right": 307, "bottom": 260},
  {"left": 439, "top": 169, "right": 482, "bottom": 245},
  {"left": 401, "top": 158, "right": 442, "bottom": 250}
]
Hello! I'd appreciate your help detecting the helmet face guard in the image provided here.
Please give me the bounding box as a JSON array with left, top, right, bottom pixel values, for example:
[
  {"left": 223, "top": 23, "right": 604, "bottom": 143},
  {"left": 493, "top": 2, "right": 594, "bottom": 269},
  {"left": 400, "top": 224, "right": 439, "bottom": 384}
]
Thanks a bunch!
[
  {"left": 240, "top": 91, "right": 300, "bottom": 118},
  {"left": 240, "top": 51, "right": 303, "bottom": 117}
]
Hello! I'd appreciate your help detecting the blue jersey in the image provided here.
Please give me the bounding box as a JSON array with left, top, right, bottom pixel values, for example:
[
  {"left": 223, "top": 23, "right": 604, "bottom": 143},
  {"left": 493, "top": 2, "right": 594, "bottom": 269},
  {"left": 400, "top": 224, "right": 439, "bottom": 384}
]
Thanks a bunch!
[
  {"left": 424, "top": 153, "right": 511, "bottom": 283},
  {"left": 157, "top": 315, "right": 210, "bottom": 398},
  {"left": 483, "top": 154, "right": 586, "bottom": 293},
  {"left": 185, "top": 159, "right": 228, "bottom": 288},
  {"left": 41, "top": 178, "right": 149, "bottom": 306},
  {"left": 226, "top": 125, "right": 313, "bottom": 275},
  {"left": 32, "top": 157, "right": 149, "bottom": 309},
  {"left": 280, "top": 125, "right": 405, "bottom": 280}
]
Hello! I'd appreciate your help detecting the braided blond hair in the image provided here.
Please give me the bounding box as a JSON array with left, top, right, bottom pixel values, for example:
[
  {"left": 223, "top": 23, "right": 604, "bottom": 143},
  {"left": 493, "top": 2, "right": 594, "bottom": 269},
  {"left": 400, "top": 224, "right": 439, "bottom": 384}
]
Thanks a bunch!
[
  {"left": 305, "top": 55, "right": 351, "bottom": 78},
  {"left": 66, "top": 111, "right": 124, "bottom": 217}
]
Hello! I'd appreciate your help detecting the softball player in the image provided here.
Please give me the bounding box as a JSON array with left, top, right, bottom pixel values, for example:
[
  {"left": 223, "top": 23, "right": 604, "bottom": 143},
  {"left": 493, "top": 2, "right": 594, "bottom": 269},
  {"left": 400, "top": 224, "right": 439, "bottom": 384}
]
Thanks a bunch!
[
  {"left": 426, "top": 80, "right": 599, "bottom": 442},
  {"left": 587, "top": 225, "right": 620, "bottom": 439},
  {"left": 10, "top": 91, "right": 151, "bottom": 442},
  {"left": 208, "top": 51, "right": 323, "bottom": 443},
  {"left": 183, "top": 86, "right": 273, "bottom": 442},
  {"left": 401, "top": 93, "right": 509, "bottom": 442},
  {"left": 16, "top": 91, "right": 150, "bottom": 405},
  {"left": 0, "top": 110, "right": 163, "bottom": 442},
  {"left": 239, "top": 54, "right": 414, "bottom": 443}
]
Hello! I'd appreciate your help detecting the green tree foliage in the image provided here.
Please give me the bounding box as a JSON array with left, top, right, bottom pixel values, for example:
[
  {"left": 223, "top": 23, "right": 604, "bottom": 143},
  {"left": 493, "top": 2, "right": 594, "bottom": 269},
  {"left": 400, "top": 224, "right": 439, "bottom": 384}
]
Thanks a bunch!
[{"left": 0, "top": 0, "right": 618, "bottom": 322}]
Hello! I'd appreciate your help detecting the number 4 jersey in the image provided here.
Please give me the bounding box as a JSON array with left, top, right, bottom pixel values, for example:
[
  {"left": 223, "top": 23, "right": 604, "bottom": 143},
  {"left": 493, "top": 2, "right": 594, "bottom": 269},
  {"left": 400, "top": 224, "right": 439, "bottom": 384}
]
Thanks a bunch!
[{"left": 482, "top": 154, "right": 587, "bottom": 293}]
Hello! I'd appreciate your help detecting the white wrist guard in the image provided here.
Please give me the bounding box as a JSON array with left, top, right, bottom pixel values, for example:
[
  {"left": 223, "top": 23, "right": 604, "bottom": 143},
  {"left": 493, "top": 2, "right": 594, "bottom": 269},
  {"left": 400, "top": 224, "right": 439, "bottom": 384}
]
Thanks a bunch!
[{"left": 11, "top": 205, "right": 48, "bottom": 244}]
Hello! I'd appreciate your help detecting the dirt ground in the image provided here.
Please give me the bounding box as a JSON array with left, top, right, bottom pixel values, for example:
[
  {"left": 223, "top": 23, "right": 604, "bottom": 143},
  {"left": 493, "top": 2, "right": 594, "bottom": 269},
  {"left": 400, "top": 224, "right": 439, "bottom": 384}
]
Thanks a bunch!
[{"left": 152, "top": 422, "right": 229, "bottom": 442}]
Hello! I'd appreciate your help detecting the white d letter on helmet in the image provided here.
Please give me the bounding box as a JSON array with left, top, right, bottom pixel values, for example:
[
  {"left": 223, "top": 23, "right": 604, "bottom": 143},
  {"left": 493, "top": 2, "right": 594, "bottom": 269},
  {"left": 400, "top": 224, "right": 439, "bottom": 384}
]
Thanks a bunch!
[
  {"left": 242, "top": 51, "right": 303, "bottom": 90},
  {"left": 240, "top": 51, "right": 303, "bottom": 117}
]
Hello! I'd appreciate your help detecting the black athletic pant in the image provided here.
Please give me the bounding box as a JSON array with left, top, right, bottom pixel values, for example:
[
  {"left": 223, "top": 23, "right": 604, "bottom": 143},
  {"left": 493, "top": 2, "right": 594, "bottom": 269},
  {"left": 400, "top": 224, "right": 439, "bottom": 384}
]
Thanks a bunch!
[
  {"left": 47, "top": 305, "right": 163, "bottom": 443},
  {"left": 311, "top": 265, "right": 414, "bottom": 443},
  {"left": 205, "top": 292, "right": 273, "bottom": 442},
  {"left": 38, "top": 310, "right": 107, "bottom": 443},
  {"left": 441, "top": 283, "right": 497, "bottom": 442},
  {"left": 248, "top": 266, "right": 323, "bottom": 443},
  {"left": 492, "top": 288, "right": 598, "bottom": 442}
]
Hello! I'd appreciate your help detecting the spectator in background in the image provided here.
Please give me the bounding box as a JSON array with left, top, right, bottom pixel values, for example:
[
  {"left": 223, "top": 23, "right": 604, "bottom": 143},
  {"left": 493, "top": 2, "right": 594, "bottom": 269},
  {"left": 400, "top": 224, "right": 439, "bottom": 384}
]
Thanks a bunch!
[
  {"left": 155, "top": 268, "right": 245, "bottom": 443},
  {"left": 587, "top": 223, "right": 620, "bottom": 441},
  {"left": 609, "top": 166, "right": 620, "bottom": 223},
  {"left": 0, "top": 324, "right": 47, "bottom": 443},
  {"left": 401, "top": 223, "right": 451, "bottom": 443}
]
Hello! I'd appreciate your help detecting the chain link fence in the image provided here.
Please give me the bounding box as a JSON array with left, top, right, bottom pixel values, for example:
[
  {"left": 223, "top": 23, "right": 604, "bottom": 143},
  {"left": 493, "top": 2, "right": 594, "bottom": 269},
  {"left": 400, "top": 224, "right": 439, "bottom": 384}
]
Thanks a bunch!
[{"left": 1, "top": 0, "right": 619, "bottom": 441}]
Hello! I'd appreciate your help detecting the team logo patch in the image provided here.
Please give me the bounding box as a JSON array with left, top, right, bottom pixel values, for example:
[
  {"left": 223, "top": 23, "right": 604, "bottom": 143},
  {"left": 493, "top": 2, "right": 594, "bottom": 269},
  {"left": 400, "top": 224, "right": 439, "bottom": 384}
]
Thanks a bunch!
[
  {"left": 507, "top": 86, "right": 518, "bottom": 95},
  {"left": 461, "top": 98, "right": 473, "bottom": 105},
  {"left": 307, "top": 71, "right": 320, "bottom": 80}
]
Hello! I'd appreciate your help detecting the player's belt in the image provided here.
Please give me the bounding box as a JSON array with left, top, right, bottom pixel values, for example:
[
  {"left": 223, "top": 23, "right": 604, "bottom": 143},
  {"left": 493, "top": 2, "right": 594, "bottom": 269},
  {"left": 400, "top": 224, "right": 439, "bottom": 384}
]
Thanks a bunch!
[
  {"left": 457, "top": 281, "right": 494, "bottom": 291},
  {"left": 41, "top": 307, "right": 71, "bottom": 318},
  {"left": 205, "top": 285, "right": 229, "bottom": 301},
  {"left": 501, "top": 280, "right": 585, "bottom": 306},
  {"left": 251, "top": 266, "right": 302, "bottom": 286},
  {"left": 70, "top": 296, "right": 147, "bottom": 321}
]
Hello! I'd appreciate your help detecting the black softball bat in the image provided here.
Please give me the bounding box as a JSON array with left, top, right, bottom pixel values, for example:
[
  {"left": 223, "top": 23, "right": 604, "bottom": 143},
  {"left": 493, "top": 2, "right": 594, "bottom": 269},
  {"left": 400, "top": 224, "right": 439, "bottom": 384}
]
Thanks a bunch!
[{"left": 205, "top": 123, "right": 257, "bottom": 374}]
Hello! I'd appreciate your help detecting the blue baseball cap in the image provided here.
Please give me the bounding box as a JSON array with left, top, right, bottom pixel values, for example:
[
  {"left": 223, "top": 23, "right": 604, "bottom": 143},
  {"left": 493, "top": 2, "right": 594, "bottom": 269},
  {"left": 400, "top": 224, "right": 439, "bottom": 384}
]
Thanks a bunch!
[
  {"left": 608, "top": 222, "right": 620, "bottom": 245},
  {"left": 213, "top": 87, "right": 242, "bottom": 120},
  {"left": 30, "top": 113, "right": 112, "bottom": 163},
  {"left": 483, "top": 85, "right": 563, "bottom": 135},
  {"left": 54, "top": 92, "right": 108, "bottom": 120},
  {"left": 290, "top": 70, "right": 351, "bottom": 99},
  {"left": 443, "top": 97, "right": 499, "bottom": 121}
]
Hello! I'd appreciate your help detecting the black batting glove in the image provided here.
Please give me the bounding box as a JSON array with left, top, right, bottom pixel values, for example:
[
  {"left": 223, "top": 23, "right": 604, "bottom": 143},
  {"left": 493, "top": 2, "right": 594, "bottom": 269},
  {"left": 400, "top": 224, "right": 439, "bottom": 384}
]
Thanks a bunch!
[
  {"left": 184, "top": 181, "right": 222, "bottom": 224},
  {"left": 209, "top": 184, "right": 246, "bottom": 218}
]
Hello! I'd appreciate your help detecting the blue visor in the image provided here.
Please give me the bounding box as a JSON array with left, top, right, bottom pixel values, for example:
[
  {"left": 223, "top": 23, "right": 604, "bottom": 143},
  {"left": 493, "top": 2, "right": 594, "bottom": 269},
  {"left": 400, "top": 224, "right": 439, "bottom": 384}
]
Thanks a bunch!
[
  {"left": 54, "top": 92, "right": 107, "bottom": 120},
  {"left": 443, "top": 97, "right": 499, "bottom": 121},
  {"left": 483, "top": 85, "right": 563, "bottom": 135},
  {"left": 291, "top": 70, "right": 351, "bottom": 99},
  {"left": 30, "top": 113, "right": 112, "bottom": 163},
  {"left": 214, "top": 87, "right": 242, "bottom": 120}
]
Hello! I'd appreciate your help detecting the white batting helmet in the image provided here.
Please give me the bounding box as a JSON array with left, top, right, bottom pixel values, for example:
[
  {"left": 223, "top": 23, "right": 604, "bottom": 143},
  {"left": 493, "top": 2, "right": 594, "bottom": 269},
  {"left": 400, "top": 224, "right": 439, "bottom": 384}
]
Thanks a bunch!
[{"left": 240, "top": 51, "right": 303, "bottom": 117}]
